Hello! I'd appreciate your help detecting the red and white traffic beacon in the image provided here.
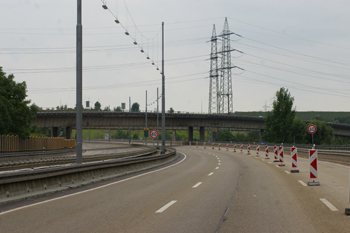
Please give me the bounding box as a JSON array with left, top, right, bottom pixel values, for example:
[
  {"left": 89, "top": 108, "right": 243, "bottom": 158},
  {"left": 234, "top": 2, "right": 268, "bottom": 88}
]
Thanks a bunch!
[
  {"left": 226, "top": 143, "right": 229, "bottom": 151},
  {"left": 218, "top": 143, "right": 221, "bottom": 150},
  {"left": 247, "top": 144, "right": 251, "bottom": 155},
  {"left": 233, "top": 143, "right": 236, "bottom": 153},
  {"left": 256, "top": 144, "right": 260, "bottom": 157},
  {"left": 273, "top": 145, "right": 279, "bottom": 162},
  {"left": 189, "top": 141, "right": 191, "bottom": 147},
  {"left": 240, "top": 144, "right": 243, "bottom": 153},
  {"left": 278, "top": 144, "right": 285, "bottom": 167},
  {"left": 307, "top": 124, "right": 320, "bottom": 186},
  {"left": 265, "top": 145, "right": 269, "bottom": 159},
  {"left": 290, "top": 146, "right": 299, "bottom": 173}
]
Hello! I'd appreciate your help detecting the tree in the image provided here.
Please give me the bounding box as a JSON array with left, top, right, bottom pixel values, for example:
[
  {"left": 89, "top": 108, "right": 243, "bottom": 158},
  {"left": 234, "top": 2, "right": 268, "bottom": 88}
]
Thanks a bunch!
[
  {"left": 235, "top": 132, "right": 246, "bottom": 142},
  {"left": 131, "top": 102, "right": 140, "bottom": 112},
  {"left": 114, "top": 106, "right": 122, "bottom": 112},
  {"left": 168, "top": 107, "right": 175, "bottom": 113},
  {"left": 263, "top": 87, "right": 296, "bottom": 143},
  {"left": 291, "top": 117, "right": 307, "bottom": 144},
  {"left": 94, "top": 101, "right": 101, "bottom": 111},
  {"left": 216, "top": 130, "right": 235, "bottom": 142},
  {"left": 0, "top": 67, "right": 38, "bottom": 138},
  {"left": 306, "top": 120, "right": 333, "bottom": 145},
  {"left": 103, "top": 106, "right": 110, "bottom": 111},
  {"left": 132, "top": 132, "right": 139, "bottom": 140}
]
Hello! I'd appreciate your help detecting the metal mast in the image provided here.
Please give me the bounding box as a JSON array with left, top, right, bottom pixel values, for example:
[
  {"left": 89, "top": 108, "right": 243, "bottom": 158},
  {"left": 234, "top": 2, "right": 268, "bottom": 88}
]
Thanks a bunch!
[
  {"left": 219, "top": 17, "right": 233, "bottom": 114},
  {"left": 208, "top": 25, "right": 219, "bottom": 114}
]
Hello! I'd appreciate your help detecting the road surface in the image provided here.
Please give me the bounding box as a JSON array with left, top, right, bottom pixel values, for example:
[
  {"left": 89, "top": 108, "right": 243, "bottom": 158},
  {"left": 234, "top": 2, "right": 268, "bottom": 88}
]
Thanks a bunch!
[{"left": 0, "top": 146, "right": 349, "bottom": 232}]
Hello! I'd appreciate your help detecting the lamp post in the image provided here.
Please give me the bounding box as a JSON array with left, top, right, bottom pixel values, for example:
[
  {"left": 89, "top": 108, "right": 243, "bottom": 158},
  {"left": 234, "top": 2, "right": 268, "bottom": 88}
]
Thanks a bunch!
[{"left": 76, "top": 0, "right": 83, "bottom": 164}]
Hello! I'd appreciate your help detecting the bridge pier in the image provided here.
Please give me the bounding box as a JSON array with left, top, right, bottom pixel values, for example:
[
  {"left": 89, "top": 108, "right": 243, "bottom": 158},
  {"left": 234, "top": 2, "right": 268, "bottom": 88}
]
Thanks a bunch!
[
  {"left": 51, "top": 127, "right": 58, "bottom": 137},
  {"left": 172, "top": 129, "right": 176, "bottom": 141},
  {"left": 188, "top": 126, "right": 193, "bottom": 142},
  {"left": 200, "top": 126, "right": 205, "bottom": 142},
  {"left": 66, "top": 127, "right": 72, "bottom": 139},
  {"left": 259, "top": 129, "right": 263, "bottom": 143}
]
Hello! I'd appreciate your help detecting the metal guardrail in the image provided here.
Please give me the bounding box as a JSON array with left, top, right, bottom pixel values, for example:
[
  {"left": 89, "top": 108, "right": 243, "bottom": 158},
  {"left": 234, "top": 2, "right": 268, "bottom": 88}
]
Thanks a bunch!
[
  {"left": 0, "top": 147, "right": 156, "bottom": 171},
  {"left": 0, "top": 148, "right": 176, "bottom": 185}
]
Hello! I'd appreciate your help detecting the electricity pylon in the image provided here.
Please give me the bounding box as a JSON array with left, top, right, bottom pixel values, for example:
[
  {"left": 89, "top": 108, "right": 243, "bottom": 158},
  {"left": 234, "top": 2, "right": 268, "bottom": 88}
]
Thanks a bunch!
[
  {"left": 219, "top": 17, "right": 233, "bottom": 114},
  {"left": 208, "top": 25, "right": 219, "bottom": 114}
]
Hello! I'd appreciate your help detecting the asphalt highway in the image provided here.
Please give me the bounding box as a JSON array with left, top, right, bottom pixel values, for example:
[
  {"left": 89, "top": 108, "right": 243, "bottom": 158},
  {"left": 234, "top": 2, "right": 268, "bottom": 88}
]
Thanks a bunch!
[{"left": 1, "top": 146, "right": 350, "bottom": 232}]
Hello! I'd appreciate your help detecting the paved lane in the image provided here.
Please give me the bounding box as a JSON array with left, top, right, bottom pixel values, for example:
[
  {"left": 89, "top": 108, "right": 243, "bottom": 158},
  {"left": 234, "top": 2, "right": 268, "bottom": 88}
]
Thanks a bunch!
[{"left": 1, "top": 146, "right": 350, "bottom": 232}]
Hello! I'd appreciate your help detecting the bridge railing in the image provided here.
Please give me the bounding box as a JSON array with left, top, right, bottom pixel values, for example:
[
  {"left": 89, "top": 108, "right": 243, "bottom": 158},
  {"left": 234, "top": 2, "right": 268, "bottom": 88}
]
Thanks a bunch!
[{"left": 0, "top": 135, "right": 76, "bottom": 153}]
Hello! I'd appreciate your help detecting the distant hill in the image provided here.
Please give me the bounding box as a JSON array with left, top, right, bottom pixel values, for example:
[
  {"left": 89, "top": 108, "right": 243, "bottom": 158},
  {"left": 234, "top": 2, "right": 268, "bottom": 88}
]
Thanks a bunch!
[{"left": 234, "top": 111, "right": 350, "bottom": 123}]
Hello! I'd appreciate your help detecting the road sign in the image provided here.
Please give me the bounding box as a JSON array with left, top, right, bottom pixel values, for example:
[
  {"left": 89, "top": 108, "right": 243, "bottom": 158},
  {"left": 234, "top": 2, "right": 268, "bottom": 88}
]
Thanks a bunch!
[
  {"left": 149, "top": 129, "right": 158, "bottom": 139},
  {"left": 307, "top": 124, "right": 317, "bottom": 134}
]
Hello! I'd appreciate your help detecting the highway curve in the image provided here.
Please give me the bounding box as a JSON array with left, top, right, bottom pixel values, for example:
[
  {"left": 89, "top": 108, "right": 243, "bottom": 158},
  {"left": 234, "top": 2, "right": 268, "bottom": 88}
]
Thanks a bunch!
[{"left": 0, "top": 146, "right": 350, "bottom": 232}]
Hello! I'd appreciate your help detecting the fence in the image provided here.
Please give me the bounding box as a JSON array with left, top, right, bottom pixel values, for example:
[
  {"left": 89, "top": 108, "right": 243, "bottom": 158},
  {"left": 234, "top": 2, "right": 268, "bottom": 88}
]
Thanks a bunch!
[{"left": 0, "top": 135, "right": 76, "bottom": 153}]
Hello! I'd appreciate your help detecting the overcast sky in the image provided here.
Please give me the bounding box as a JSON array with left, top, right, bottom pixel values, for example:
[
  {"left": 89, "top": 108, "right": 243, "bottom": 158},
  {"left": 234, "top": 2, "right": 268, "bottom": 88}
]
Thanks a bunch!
[{"left": 1, "top": 0, "right": 350, "bottom": 113}]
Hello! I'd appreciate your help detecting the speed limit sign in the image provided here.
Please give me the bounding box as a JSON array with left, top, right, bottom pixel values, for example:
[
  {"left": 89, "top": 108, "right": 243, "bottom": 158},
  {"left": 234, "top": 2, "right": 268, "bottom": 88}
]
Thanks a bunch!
[
  {"left": 150, "top": 129, "right": 159, "bottom": 139},
  {"left": 307, "top": 124, "right": 317, "bottom": 134}
]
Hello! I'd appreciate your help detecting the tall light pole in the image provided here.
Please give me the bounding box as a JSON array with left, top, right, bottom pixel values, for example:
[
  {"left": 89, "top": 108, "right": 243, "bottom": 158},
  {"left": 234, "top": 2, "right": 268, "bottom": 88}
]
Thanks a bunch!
[
  {"left": 161, "top": 22, "right": 166, "bottom": 154},
  {"left": 157, "top": 87, "right": 159, "bottom": 149},
  {"left": 76, "top": 0, "right": 83, "bottom": 164},
  {"left": 129, "top": 96, "right": 131, "bottom": 144},
  {"left": 145, "top": 90, "right": 148, "bottom": 146}
]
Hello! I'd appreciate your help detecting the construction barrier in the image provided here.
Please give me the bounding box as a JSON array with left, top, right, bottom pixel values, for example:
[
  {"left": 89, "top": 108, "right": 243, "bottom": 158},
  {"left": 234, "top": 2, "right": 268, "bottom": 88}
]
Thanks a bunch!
[
  {"left": 256, "top": 144, "right": 260, "bottom": 157},
  {"left": 310, "top": 149, "right": 318, "bottom": 179},
  {"left": 240, "top": 144, "right": 243, "bottom": 153},
  {"left": 233, "top": 143, "right": 236, "bottom": 153},
  {"left": 247, "top": 144, "right": 251, "bottom": 155},
  {"left": 226, "top": 143, "right": 229, "bottom": 151},
  {"left": 273, "top": 146, "right": 278, "bottom": 162},
  {"left": 265, "top": 145, "right": 269, "bottom": 159},
  {"left": 278, "top": 146, "right": 285, "bottom": 166},
  {"left": 291, "top": 147, "right": 299, "bottom": 173},
  {"left": 0, "top": 135, "right": 76, "bottom": 153}
]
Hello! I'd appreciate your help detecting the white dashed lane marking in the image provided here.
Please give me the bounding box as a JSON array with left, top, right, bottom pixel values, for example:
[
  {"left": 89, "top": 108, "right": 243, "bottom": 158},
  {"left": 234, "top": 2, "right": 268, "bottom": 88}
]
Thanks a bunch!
[
  {"left": 156, "top": 200, "right": 177, "bottom": 213},
  {"left": 208, "top": 172, "right": 214, "bottom": 176},
  {"left": 298, "top": 180, "right": 307, "bottom": 186},
  {"left": 320, "top": 198, "right": 339, "bottom": 211},
  {"left": 192, "top": 182, "right": 202, "bottom": 188}
]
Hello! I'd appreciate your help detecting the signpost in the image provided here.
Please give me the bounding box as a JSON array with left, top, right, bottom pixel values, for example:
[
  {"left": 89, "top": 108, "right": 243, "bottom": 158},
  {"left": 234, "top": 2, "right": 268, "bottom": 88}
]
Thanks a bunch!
[
  {"left": 150, "top": 129, "right": 158, "bottom": 149},
  {"left": 307, "top": 124, "right": 317, "bottom": 148}
]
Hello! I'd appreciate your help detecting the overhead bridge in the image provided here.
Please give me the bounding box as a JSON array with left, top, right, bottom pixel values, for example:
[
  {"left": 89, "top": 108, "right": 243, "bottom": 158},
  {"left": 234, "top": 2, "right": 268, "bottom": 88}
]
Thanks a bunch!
[{"left": 32, "top": 111, "right": 350, "bottom": 141}]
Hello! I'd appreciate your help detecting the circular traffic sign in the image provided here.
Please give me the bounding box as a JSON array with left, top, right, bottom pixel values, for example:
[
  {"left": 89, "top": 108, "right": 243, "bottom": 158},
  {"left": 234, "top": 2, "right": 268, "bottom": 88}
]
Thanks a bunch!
[
  {"left": 150, "top": 129, "right": 159, "bottom": 139},
  {"left": 307, "top": 124, "right": 317, "bottom": 134}
]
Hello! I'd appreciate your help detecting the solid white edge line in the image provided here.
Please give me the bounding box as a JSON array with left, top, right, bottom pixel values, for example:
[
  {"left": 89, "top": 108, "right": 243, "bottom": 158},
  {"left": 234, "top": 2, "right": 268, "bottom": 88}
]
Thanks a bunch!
[
  {"left": 156, "top": 200, "right": 177, "bottom": 213},
  {"left": 320, "top": 198, "right": 339, "bottom": 211},
  {"left": 208, "top": 172, "right": 214, "bottom": 176},
  {"left": 298, "top": 180, "right": 307, "bottom": 186},
  {"left": 192, "top": 182, "right": 202, "bottom": 188},
  {"left": 0, "top": 153, "right": 187, "bottom": 216}
]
